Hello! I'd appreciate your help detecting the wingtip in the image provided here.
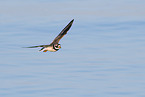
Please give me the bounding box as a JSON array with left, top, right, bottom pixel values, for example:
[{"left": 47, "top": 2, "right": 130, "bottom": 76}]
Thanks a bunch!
[
  {"left": 69, "top": 19, "right": 74, "bottom": 25},
  {"left": 71, "top": 19, "right": 74, "bottom": 22},
  {"left": 22, "top": 47, "right": 30, "bottom": 48}
]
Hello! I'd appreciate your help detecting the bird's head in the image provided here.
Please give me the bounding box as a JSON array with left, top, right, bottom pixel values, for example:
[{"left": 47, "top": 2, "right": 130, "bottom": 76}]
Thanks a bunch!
[
  {"left": 57, "top": 44, "right": 61, "bottom": 49},
  {"left": 53, "top": 44, "right": 61, "bottom": 51}
]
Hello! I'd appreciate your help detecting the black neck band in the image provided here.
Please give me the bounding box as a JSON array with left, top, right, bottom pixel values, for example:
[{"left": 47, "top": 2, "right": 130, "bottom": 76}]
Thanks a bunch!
[{"left": 53, "top": 45, "right": 59, "bottom": 51}]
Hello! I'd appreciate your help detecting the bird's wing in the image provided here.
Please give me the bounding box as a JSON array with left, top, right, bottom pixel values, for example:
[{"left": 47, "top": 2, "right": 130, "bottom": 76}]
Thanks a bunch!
[
  {"left": 50, "top": 19, "right": 74, "bottom": 45},
  {"left": 24, "top": 45, "right": 48, "bottom": 48}
]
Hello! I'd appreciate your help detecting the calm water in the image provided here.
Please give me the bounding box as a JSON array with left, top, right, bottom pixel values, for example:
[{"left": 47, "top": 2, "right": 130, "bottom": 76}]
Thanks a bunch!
[{"left": 0, "top": 0, "right": 145, "bottom": 97}]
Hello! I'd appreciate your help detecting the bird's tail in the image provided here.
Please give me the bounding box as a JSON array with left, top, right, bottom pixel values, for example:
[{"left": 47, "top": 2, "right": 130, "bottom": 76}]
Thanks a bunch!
[
  {"left": 39, "top": 47, "right": 48, "bottom": 52},
  {"left": 39, "top": 47, "right": 45, "bottom": 52}
]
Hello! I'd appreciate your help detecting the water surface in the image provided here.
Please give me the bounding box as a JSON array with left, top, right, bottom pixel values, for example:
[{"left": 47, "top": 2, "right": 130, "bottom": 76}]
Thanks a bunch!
[{"left": 0, "top": 0, "right": 145, "bottom": 97}]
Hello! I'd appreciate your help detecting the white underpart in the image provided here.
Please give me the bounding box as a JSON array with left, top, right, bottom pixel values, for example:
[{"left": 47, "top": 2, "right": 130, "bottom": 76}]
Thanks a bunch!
[{"left": 43, "top": 47, "right": 56, "bottom": 52}]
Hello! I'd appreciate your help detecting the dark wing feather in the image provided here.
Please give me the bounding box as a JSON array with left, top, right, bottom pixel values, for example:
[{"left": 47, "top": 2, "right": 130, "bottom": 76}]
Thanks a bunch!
[
  {"left": 50, "top": 19, "right": 74, "bottom": 45},
  {"left": 24, "top": 45, "right": 48, "bottom": 48}
]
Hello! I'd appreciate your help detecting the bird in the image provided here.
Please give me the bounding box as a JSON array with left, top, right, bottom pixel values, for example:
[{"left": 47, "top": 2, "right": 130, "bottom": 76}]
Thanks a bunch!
[{"left": 25, "top": 19, "right": 74, "bottom": 52}]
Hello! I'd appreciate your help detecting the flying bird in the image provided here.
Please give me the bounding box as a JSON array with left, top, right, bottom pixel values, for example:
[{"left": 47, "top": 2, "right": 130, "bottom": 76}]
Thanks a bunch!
[{"left": 26, "top": 19, "right": 74, "bottom": 52}]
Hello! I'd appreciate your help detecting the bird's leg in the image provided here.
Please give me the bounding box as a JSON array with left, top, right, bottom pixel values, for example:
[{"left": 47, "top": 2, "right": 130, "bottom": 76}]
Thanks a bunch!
[{"left": 43, "top": 50, "right": 48, "bottom": 52}]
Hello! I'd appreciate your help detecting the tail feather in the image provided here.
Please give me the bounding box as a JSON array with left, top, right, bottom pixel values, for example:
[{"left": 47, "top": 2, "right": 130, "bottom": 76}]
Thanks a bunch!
[{"left": 39, "top": 47, "right": 45, "bottom": 51}]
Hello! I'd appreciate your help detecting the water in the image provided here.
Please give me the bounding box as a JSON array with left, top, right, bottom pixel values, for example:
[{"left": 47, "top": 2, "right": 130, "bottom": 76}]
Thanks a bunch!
[{"left": 0, "top": 0, "right": 145, "bottom": 97}]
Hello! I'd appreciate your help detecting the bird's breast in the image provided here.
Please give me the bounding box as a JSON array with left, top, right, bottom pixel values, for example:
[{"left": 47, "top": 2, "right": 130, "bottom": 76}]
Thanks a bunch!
[{"left": 44, "top": 47, "right": 57, "bottom": 52}]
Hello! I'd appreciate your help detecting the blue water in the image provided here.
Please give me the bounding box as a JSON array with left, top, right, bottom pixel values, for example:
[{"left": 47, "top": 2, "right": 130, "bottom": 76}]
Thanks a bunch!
[{"left": 0, "top": 0, "right": 145, "bottom": 97}]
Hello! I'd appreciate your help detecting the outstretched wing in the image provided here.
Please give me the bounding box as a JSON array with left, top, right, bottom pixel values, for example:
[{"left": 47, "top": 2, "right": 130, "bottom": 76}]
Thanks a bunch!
[
  {"left": 50, "top": 19, "right": 74, "bottom": 45},
  {"left": 24, "top": 45, "right": 48, "bottom": 48}
]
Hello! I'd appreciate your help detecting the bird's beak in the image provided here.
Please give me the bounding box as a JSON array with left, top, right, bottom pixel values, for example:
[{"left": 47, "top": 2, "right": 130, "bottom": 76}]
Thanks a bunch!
[{"left": 59, "top": 46, "right": 61, "bottom": 48}]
